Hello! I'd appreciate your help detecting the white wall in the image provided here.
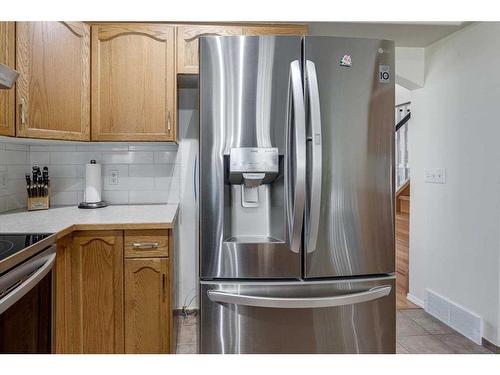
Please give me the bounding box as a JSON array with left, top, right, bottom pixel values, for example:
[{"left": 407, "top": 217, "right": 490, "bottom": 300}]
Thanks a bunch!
[
  {"left": 409, "top": 22, "right": 500, "bottom": 345},
  {"left": 395, "top": 47, "right": 425, "bottom": 89},
  {"left": 175, "top": 86, "right": 199, "bottom": 310},
  {"left": 396, "top": 84, "right": 411, "bottom": 106}
]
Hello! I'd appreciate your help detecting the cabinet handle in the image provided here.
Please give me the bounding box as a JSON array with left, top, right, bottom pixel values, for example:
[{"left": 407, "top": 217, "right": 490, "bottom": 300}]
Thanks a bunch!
[
  {"left": 19, "top": 98, "right": 27, "bottom": 125},
  {"left": 167, "top": 111, "right": 171, "bottom": 132},
  {"left": 162, "top": 274, "right": 166, "bottom": 302},
  {"left": 132, "top": 242, "right": 159, "bottom": 249}
]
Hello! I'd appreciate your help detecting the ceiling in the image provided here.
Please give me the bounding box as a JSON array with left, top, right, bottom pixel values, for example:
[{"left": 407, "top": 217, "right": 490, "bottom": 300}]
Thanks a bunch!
[{"left": 306, "top": 22, "right": 469, "bottom": 47}]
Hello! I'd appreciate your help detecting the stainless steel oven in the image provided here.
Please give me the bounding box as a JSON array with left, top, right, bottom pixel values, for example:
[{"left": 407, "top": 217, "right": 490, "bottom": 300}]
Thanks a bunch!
[{"left": 0, "top": 234, "right": 56, "bottom": 354}]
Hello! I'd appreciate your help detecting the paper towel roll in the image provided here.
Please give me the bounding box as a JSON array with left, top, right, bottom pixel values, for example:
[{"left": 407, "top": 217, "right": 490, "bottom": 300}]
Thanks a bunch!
[{"left": 84, "top": 161, "right": 102, "bottom": 203}]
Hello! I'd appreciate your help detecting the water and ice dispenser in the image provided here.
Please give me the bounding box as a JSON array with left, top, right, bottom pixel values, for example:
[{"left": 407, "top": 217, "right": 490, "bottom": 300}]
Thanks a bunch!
[
  {"left": 228, "top": 148, "right": 279, "bottom": 207},
  {"left": 224, "top": 147, "right": 285, "bottom": 243}
]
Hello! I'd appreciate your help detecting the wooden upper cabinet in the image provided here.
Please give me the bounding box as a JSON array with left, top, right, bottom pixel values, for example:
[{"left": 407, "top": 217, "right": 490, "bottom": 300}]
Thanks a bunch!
[
  {"left": 69, "top": 231, "right": 124, "bottom": 353},
  {"left": 124, "top": 258, "right": 170, "bottom": 353},
  {"left": 243, "top": 24, "right": 308, "bottom": 36},
  {"left": 177, "top": 25, "right": 243, "bottom": 74},
  {"left": 0, "top": 22, "right": 15, "bottom": 137},
  {"left": 16, "top": 22, "right": 90, "bottom": 141},
  {"left": 91, "top": 24, "right": 176, "bottom": 141},
  {"left": 177, "top": 24, "right": 307, "bottom": 74}
]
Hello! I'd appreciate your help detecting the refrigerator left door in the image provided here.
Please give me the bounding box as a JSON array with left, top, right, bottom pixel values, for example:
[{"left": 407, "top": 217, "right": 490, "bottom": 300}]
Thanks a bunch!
[
  {"left": 199, "top": 36, "right": 304, "bottom": 279},
  {"left": 200, "top": 276, "right": 396, "bottom": 353}
]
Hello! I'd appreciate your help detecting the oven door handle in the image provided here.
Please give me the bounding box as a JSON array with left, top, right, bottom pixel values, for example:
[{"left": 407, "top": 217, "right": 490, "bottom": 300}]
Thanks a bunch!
[{"left": 0, "top": 252, "right": 56, "bottom": 314}]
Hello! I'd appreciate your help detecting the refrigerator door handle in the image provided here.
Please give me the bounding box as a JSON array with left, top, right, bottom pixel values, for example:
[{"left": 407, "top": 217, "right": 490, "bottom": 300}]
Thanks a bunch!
[
  {"left": 305, "top": 60, "right": 322, "bottom": 254},
  {"left": 286, "top": 60, "right": 306, "bottom": 254},
  {"left": 193, "top": 155, "right": 197, "bottom": 202},
  {"left": 207, "top": 285, "right": 391, "bottom": 309}
]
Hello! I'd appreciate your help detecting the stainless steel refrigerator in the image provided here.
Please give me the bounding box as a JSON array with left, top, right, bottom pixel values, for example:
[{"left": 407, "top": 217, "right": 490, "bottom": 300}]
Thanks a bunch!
[{"left": 199, "top": 36, "right": 395, "bottom": 354}]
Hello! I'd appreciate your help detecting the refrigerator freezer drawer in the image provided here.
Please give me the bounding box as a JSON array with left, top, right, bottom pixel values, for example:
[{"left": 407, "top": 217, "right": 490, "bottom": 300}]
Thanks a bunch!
[{"left": 200, "top": 276, "right": 395, "bottom": 354}]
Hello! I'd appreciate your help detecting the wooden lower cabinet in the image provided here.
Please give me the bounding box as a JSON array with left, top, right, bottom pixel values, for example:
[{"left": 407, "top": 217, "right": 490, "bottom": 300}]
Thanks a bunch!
[
  {"left": 124, "top": 258, "right": 170, "bottom": 353},
  {"left": 55, "top": 229, "right": 172, "bottom": 354},
  {"left": 70, "top": 231, "right": 124, "bottom": 353},
  {"left": 54, "top": 234, "right": 72, "bottom": 353}
]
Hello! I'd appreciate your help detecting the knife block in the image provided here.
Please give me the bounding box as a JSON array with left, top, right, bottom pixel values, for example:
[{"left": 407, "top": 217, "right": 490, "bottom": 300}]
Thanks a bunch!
[{"left": 27, "top": 195, "right": 50, "bottom": 211}]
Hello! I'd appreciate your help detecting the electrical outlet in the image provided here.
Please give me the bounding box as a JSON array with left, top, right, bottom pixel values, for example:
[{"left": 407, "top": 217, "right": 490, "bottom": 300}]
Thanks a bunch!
[
  {"left": 424, "top": 168, "right": 446, "bottom": 184},
  {"left": 0, "top": 172, "right": 7, "bottom": 190},
  {"left": 110, "top": 169, "right": 119, "bottom": 185}
]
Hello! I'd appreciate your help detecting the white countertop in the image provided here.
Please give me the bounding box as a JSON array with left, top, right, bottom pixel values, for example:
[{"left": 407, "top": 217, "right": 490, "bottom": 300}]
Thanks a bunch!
[{"left": 0, "top": 204, "right": 178, "bottom": 236}]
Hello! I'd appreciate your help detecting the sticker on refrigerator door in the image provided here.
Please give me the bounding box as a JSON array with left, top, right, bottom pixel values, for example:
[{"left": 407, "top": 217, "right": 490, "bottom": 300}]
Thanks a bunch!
[
  {"left": 379, "top": 65, "right": 391, "bottom": 83},
  {"left": 340, "top": 54, "right": 352, "bottom": 67}
]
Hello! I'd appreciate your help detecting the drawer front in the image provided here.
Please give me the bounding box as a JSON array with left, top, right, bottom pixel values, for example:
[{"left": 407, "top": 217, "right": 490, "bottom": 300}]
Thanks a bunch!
[
  {"left": 201, "top": 277, "right": 395, "bottom": 353},
  {"left": 125, "top": 230, "right": 169, "bottom": 258}
]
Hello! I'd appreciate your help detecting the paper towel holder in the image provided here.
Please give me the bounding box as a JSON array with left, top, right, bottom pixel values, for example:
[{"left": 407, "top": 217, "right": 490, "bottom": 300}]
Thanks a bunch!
[{"left": 78, "top": 160, "right": 108, "bottom": 209}]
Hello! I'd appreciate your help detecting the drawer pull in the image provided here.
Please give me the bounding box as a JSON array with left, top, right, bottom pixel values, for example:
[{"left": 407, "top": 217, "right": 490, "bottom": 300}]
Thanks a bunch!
[{"left": 132, "top": 242, "right": 159, "bottom": 249}]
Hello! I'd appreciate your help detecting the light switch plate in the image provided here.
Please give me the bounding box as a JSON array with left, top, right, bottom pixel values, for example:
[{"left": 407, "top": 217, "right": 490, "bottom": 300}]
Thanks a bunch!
[{"left": 424, "top": 168, "right": 446, "bottom": 184}]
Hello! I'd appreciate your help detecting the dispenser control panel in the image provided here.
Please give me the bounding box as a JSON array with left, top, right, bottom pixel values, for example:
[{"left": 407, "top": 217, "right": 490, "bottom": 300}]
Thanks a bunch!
[
  {"left": 228, "top": 148, "right": 279, "bottom": 186},
  {"left": 229, "top": 148, "right": 279, "bottom": 173}
]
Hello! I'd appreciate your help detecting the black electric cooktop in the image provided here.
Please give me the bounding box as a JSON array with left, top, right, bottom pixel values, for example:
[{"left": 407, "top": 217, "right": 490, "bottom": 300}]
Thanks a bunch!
[{"left": 0, "top": 234, "right": 52, "bottom": 262}]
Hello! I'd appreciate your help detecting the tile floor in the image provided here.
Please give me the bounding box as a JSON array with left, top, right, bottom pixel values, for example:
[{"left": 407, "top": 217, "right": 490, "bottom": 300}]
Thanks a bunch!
[{"left": 175, "top": 309, "right": 492, "bottom": 354}]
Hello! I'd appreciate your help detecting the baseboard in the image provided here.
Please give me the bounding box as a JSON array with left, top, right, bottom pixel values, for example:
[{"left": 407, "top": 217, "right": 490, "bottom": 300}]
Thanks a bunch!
[
  {"left": 406, "top": 293, "right": 425, "bottom": 308},
  {"left": 425, "top": 289, "right": 482, "bottom": 345},
  {"left": 482, "top": 338, "right": 500, "bottom": 354}
]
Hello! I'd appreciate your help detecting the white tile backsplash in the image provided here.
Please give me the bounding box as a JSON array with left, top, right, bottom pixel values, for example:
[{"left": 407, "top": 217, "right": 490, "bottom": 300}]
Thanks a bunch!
[
  {"left": 129, "top": 164, "right": 174, "bottom": 177},
  {"left": 51, "top": 191, "right": 79, "bottom": 206},
  {"left": 102, "top": 190, "right": 129, "bottom": 204},
  {"left": 102, "top": 151, "right": 154, "bottom": 164},
  {"left": 0, "top": 138, "right": 180, "bottom": 210},
  {"left": 51, "top": 178, "right": 85, "bottom": 192},
  {"left": 4, "top": 150, "right": 29, "bottom": 165},
  {"left": 104, "top": 176, "right": 156, "bottom": 191},
  {"left": 129, "top": 190, "right": 170, "bottom": 204},
  {"left": 0, "top": 141, "right": 30, "bottom": 213},
  {"left": 154, "top": 151, "right": 178, "bottom": 163},
  {"left": 30, "top": 151, "right": 50, "bottom": 165},
  {"left": 50, "top": 151, "right": 102, "bottom": 165}
]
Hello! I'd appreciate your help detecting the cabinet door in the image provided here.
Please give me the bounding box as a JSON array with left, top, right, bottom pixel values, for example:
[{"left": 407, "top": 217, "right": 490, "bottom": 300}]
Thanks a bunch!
[
  {"left": 69, "top": 231, "right": 124, "bottom": 353},
  {"left": 177, "top": 25, "right": 243, "bottom": 74},
  {"left": 54, "top": 234, "right": 73, "bottom": 354},
  {"left": 124, "top": 258, "right": 170, "bottom": 353},
  {"left": 16, "top": 22, "right": 90, "bottom": 140},
  {"left": 0, "top": 22, "right": 15, "bottom": 136},
  {"left": 92, "top": 24, "right": 176, "bottom": 141},
  {"left": 243, "top": 25, "right": 308, "bottom": 36}
]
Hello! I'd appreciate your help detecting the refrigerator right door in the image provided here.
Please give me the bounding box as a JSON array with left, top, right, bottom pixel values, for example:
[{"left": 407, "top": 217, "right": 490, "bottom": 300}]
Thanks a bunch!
[{"left": 303, "top": 37, "right": 395, "bottom": 278}]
